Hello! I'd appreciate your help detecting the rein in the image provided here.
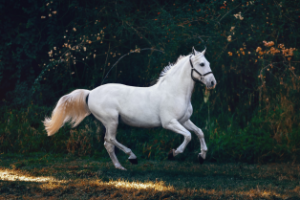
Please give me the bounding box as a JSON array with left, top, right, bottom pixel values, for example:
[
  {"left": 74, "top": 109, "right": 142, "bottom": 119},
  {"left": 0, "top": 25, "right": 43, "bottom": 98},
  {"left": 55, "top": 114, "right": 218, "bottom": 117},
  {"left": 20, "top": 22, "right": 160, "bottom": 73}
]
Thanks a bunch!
[{"left": 189, "top": 55, "right": 212, "bottom": 83}]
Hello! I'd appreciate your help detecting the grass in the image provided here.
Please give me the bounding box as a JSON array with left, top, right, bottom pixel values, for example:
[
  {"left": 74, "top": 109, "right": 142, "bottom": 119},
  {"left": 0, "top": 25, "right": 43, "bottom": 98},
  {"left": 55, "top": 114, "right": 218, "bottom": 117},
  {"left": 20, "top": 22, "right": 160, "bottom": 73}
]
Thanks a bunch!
[{"left": 0, "top": 153, "right": 299, "bottom": 199}]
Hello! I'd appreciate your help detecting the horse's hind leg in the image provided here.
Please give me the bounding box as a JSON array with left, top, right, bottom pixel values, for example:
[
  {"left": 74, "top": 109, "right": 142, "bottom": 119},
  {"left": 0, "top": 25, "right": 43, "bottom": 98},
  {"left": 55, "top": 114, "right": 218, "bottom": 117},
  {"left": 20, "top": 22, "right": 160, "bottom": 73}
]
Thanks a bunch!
[
  {"left": 109, "top": 138, "right": 138, "bottom": 163},
  {"left": 104, "top": 120, "right": 138, "bottom": 169},
  {"left": 103, "top": 121, "right": 127, "bottom": 170},
  {"left": 104, "top": 141, "right": 126, "bottom": 170}
]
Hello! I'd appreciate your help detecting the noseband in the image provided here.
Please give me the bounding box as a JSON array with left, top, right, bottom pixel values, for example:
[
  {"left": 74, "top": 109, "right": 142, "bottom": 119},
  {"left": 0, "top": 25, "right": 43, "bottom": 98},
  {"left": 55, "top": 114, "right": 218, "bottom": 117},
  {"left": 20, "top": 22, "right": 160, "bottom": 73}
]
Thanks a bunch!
[{"left": 189, "top": 55, "right": 212, "bottom": 83}]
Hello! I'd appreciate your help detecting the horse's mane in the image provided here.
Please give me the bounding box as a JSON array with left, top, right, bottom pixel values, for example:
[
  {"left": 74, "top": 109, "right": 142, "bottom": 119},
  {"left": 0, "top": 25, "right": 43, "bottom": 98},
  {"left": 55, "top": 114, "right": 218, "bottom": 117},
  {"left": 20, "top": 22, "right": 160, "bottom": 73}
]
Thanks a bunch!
[{"left": 157, "top": 55, "right": 186, "bottom": 82}]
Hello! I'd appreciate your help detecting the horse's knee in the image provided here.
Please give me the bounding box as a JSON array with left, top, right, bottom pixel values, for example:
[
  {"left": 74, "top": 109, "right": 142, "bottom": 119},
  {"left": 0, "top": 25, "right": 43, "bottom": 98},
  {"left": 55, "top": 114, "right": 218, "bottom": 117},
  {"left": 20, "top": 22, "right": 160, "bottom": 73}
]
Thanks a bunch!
[
  {"left": 186, "top": 133, "right": 192, "bottom": 142},
  {"left": 104, "top": 141, "right": 114, "bottom": 153},
  {"left": 197, "top": 128, "right": 204, "bottom": 138},
  {"left": 104, "top": 136, "right": 115, "bottom": 143}
]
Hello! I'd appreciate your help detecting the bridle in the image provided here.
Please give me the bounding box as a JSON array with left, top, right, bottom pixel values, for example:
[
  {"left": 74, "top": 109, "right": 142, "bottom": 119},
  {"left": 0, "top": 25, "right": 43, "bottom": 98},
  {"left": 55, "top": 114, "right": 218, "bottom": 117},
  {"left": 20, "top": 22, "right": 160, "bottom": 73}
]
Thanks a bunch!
[{"left": 189, "top": 55, "right": 213, "bottom": 83}]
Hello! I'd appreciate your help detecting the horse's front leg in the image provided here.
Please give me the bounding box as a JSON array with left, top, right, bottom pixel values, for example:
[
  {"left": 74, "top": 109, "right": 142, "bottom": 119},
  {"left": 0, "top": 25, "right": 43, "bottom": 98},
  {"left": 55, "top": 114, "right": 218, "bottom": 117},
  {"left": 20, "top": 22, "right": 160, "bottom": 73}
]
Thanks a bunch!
[
  {"left": 183, "top": 119, "right": 208, "bottom": 164},
  {"left": 163, "top": 119, "right": 192, "bottom": 157}
]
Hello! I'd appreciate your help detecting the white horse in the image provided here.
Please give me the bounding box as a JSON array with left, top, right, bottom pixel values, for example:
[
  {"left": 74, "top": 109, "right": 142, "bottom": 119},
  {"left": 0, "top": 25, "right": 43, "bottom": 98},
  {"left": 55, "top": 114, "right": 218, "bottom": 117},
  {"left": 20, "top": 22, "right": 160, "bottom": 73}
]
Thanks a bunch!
[{"left": 44, "top": 47, "right": 216, "bottom": 170}]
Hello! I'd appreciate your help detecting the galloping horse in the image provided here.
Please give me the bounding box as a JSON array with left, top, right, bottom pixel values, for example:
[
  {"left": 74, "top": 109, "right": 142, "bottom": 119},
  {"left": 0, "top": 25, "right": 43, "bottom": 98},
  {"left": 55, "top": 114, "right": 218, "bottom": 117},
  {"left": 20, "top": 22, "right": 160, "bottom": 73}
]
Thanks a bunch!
[{"left": 44, "top": 47, "right": 216, "bottom": 170}]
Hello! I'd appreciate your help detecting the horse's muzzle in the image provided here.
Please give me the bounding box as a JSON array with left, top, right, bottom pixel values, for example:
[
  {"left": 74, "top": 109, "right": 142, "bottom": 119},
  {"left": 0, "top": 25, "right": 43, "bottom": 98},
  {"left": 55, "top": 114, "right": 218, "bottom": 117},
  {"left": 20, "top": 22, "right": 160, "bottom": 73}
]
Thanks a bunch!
[{"left": 206, "top": 80, "right": 216, "bottom": 90}]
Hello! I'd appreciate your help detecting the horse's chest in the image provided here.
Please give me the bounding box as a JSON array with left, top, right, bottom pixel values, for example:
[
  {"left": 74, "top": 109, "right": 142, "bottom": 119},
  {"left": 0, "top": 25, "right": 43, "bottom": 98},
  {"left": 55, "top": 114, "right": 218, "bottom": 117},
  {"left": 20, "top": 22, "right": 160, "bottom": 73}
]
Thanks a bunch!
[
  {"left": 163, "top": 100, "right": 193, "bottom": 123},
  {"left": 178, "top": 103, "right": 193, "bottom": 123}
]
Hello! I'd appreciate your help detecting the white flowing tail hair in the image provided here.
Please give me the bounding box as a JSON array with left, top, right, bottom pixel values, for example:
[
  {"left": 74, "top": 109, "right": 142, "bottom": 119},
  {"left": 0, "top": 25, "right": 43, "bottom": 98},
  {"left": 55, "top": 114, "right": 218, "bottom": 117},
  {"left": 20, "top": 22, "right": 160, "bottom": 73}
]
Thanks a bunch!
[{"left": 43, "top": 89, "right": 91, "bottom": 136}]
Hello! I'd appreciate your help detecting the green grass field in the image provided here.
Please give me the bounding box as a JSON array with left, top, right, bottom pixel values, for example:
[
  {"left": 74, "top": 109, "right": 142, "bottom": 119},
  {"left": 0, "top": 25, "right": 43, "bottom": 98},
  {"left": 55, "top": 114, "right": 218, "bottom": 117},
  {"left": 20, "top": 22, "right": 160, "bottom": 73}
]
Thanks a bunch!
[{"left": 0, "top": 153, "right": 299, "bottom": 199}]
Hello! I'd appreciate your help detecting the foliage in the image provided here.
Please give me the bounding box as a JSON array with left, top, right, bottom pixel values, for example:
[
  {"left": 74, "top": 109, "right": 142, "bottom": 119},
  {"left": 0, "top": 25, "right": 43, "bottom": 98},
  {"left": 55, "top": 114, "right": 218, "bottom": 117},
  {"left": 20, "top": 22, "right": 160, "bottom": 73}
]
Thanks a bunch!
[
  {"left": 1, "top": 105, "right": 300, "bottom": 163},
  {"left": 0, "top": 0, "right": 300, "bottom": 163}
]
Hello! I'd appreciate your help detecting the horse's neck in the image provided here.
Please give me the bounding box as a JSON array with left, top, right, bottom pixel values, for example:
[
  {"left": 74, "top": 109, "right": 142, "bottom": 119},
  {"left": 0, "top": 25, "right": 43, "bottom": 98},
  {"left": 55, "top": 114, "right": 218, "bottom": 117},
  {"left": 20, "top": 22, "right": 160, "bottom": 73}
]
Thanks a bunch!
[{"left": 157, "top": 57, "right": 195, "bottom": 101}]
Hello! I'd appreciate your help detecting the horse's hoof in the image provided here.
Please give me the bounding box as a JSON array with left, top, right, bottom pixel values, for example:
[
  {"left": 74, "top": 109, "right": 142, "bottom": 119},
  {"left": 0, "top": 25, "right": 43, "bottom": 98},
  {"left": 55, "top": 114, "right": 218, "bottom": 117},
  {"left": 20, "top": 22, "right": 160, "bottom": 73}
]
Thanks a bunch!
[
  {"left": 168, "top": 149, "right": 174, "bottom": 160},
  {"left": 198, "top": 155, "right": 204, "bottom": 164},
  {"left": 116, "top": 166, "right": 127, "bottom": 171},
  {"left": 129, "top": 158, "right": 138, "bottom": 165}
]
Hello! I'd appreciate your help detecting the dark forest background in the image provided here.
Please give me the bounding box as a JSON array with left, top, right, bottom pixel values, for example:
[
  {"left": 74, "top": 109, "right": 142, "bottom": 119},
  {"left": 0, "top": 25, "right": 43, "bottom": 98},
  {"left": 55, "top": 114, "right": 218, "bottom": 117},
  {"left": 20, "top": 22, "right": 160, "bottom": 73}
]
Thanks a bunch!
[{"left": 0, "top": 0, "right": 299, "bottom": 163}]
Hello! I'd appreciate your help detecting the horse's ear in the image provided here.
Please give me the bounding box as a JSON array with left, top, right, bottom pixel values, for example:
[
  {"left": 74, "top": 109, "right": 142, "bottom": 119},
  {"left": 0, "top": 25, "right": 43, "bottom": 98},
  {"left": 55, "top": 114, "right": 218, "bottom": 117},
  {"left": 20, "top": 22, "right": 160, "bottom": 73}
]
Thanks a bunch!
[
  {"left": 201, "top": 47, "right": 206, "bottom": 55},
  {"left": 192, "top": 46, "right": 196, "bottom": 55}
]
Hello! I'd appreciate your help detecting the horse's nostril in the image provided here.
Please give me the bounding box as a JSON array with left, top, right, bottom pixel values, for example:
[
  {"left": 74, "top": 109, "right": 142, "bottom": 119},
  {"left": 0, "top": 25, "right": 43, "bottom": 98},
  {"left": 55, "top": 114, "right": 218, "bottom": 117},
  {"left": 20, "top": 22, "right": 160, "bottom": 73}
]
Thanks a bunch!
[{"left": 211, "top": 81, "right": 214, "bottom": 86}]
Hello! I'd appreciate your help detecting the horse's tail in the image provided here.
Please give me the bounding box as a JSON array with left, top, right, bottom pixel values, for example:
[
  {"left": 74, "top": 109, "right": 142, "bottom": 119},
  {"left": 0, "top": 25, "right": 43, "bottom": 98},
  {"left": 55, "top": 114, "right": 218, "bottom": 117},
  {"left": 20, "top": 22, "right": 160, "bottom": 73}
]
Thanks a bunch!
[{"left": 43, "top": 89, "right": 91, "bottom": 136}]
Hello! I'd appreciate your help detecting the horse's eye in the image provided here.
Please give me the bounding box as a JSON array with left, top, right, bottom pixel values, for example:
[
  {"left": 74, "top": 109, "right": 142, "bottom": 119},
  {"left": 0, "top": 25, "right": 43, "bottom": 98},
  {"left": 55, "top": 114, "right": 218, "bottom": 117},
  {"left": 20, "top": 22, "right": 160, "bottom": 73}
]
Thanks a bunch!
[{"left": 200, "top": 63, "right": 205, "bottom": 67}]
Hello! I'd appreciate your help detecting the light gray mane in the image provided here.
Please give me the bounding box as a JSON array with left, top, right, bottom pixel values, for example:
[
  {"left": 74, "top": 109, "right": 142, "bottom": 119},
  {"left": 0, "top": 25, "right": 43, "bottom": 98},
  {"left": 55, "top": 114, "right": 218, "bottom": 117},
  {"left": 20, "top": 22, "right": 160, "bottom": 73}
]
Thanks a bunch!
[{"left": 157, "top": 55, "right": 185, "bottom": 82}]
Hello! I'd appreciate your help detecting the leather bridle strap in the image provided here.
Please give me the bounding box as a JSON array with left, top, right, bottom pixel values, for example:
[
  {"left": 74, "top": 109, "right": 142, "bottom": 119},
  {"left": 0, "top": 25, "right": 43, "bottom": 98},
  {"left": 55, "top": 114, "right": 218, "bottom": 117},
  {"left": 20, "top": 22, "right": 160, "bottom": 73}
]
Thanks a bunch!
[{"left": 189, "top": 55, "right": 212, "bottom": 83}]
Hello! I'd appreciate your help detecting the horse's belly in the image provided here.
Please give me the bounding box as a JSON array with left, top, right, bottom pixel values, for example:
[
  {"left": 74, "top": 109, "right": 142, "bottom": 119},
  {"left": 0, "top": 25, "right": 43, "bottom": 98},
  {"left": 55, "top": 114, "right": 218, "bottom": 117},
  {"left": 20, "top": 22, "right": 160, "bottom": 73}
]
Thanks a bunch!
[
  {"left": 117, "top": 87, "right": 161, "bottom": 127},
  {"left": 120, "top": 112, "right": 161, "bottom": 128}
]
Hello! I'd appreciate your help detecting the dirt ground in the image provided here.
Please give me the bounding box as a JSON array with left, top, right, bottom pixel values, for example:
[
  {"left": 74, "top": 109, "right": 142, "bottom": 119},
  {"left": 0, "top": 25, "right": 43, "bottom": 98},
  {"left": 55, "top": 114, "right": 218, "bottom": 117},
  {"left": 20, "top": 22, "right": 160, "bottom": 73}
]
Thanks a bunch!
[{"left": 0, "top": 153, "right": 299, "bottom": 199}]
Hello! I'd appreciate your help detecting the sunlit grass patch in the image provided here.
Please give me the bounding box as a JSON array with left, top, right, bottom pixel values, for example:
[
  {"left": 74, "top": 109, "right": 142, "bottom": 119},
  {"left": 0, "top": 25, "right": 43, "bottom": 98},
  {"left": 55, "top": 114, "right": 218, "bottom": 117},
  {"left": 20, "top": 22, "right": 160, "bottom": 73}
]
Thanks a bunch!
[
  {"left": 0, "top": 177, "right": 294, "bottom": 199},
  {"left": 0, "top": 154, "right": 299, "bottom": 199},
  {"left": 93, "top": 179, "right": 174, "bottom": 191},
  {"left": 0, "top": 168, "right": 65, "bottom": 183}
]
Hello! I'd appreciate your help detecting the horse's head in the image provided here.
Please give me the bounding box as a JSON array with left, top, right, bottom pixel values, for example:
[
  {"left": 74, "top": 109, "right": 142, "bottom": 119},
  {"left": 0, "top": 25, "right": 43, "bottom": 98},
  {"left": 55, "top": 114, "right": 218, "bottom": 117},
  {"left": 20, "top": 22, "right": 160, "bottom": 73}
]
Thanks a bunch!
[{"left": 190, "top": 47, "right": 216, "bottom": 89}]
